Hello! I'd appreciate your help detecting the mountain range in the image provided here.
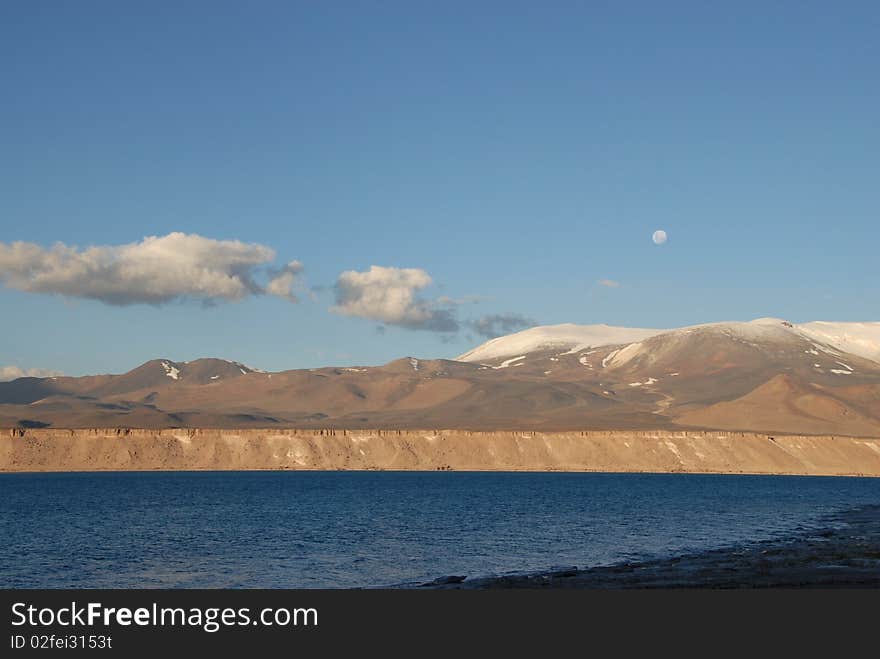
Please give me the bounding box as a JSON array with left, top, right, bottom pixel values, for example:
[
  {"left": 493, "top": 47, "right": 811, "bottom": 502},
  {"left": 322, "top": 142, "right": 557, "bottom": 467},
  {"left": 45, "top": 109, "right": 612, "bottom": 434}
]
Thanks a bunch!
[{"left": 3, "top": 318, "right": 880, "bottom": 436}]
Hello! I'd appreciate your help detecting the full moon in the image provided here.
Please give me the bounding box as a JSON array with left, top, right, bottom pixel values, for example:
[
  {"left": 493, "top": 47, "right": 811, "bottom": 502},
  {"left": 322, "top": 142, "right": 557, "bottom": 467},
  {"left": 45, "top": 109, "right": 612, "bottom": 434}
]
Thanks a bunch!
[{"left": 652, "top": 230, "right": 667, "bottom": 245}]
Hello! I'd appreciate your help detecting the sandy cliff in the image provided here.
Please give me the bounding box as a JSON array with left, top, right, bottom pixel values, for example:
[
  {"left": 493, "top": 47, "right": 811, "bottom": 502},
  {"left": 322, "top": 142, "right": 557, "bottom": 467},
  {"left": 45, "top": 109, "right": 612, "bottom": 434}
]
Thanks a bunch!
[{"left": 2, "top": 428, "right": 880, "bottom": 476}]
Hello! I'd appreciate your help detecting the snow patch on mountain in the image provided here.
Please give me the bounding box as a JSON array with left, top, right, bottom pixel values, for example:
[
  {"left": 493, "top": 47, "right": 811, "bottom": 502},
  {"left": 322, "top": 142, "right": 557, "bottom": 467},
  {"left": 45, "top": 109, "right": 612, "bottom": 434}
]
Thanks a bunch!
[
  {"left": 601, "top": 350, "right": 620, "bottom": 369},
  {"left": 161, "top": 362, "right": 180, "bottom": 380},
  {"left": 606, "top": 342, "right": 646, "bottom": 368}
]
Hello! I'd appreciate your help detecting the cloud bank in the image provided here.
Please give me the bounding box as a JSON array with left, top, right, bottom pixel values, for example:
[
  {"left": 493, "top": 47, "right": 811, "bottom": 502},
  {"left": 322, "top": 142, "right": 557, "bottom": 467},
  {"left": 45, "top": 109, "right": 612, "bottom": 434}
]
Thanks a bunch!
[
  {"left": 332, "top": 265, "right": 458, "bottom": 332},
  {"left": 1, "top": 235, "right": 538, "bottom": 342},
  {"left": 468, "top": 313, "right": 537, "bottom": 339},
  {"left": 0, "top": 233, "right": 302, "bottom": 306},
  {"left": 0, "top": 366, "right": 64, "bottom": 382},
  {"left": 597, "top": 279, "right": 620, "bottom": 288}
]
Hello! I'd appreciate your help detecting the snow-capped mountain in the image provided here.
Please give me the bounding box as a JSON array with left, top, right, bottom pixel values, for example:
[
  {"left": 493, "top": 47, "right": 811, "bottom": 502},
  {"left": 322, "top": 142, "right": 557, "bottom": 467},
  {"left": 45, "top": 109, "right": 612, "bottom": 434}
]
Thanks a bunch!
[
  {"left": 458, "top": 318, "right": 880, "bottom": 365},
  {"left": 456, "top": 323, "right": 666, "bottom": 363}
]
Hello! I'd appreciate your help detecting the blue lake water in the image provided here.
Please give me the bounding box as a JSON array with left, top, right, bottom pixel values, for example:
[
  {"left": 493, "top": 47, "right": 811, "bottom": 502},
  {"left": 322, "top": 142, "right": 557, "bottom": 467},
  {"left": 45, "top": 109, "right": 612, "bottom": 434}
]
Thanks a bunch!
[{"left": 2, "top": 471, "right": 880, "bottom": 588}]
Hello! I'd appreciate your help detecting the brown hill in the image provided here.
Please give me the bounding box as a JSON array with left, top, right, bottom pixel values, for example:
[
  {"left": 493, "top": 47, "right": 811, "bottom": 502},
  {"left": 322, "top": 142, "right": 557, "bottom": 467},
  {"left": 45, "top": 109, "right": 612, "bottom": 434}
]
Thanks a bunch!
[
  {"left": 675, "top": 374, "right": 880, "bottom": 436},
  {"left": 2, "top": 319, "right": 880, "bottom": 436}
]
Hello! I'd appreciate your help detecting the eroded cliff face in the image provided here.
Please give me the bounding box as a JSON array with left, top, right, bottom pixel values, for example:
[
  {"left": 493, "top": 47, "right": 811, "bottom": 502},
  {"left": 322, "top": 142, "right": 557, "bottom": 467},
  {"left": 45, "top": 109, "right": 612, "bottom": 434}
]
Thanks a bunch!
[{"left": 3, "top": 428, "right": 880, "bottom": 476}]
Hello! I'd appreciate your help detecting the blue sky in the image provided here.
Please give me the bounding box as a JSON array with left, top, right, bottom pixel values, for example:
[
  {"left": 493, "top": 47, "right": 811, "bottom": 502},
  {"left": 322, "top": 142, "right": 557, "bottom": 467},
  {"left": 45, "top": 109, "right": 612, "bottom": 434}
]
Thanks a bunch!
[{"left": 1, "top": 1, "right": 878, "bottom": 377}]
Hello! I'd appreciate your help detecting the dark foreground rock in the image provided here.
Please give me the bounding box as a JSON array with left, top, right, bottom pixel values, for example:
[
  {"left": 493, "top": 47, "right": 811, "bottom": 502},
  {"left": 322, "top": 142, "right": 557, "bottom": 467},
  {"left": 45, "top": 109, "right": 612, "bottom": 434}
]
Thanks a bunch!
[
  {"left": 418, "top": 575, "right": 467, "bottom": 587},
  {"left": 424, "top": 505, "right": 880, "bottom": 589}
]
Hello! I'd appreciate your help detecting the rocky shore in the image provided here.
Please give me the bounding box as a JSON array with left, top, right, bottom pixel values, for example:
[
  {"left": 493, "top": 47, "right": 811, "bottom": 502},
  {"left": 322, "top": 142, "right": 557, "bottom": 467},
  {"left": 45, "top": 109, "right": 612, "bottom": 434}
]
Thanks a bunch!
[{"left": 422, "top": 505, "right": 880, "bottom": 588}]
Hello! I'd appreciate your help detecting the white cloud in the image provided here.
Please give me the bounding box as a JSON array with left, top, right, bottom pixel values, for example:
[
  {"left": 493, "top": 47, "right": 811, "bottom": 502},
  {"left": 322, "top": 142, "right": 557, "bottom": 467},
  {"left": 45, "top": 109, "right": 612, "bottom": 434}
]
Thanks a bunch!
[
  {"left": 0, "top": 366, "right": 64, "bottom": 382},
  {"left": 598, "top": 279, "right": 621, "bottom": 288},
  {"left": 266, "top": 260, "right": 304, "bottom": 302},
  {"left": 332, "top": 265, "right": 458, "bottom": 332},
  {"left": 0, "top": 232, "right": 302, "bottom": 305},
  {"left": 435, "top": 294, "right": 489, "bottom": 306}
]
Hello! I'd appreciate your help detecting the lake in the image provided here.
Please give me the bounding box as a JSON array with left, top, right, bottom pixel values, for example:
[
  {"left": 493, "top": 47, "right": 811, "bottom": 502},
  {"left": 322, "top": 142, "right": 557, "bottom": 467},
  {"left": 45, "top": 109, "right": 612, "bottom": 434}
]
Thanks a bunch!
[{"left": 2, "top": 471, "right": 879, "bottom": 588}]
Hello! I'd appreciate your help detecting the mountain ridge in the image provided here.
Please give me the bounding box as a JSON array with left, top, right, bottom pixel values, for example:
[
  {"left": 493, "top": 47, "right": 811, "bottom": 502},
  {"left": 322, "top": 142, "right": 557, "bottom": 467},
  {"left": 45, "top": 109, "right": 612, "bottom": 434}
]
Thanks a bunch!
[
  {"left": 457, "top": 318, "right": 880, "bottom": 363},
  {"left": 2, "top": 318, "right": 879, "bottom": 436}
]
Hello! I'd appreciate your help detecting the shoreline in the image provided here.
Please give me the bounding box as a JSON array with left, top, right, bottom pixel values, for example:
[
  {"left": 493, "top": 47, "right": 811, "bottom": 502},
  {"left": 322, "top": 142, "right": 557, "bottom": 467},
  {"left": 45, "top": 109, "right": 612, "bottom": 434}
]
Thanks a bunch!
[
  {"left": 420, "top": 504, "right": 880, "bottom": 589},
  {"left": 2, "top": 467, "right": 879, "bottom": 478},
  {"left": 3, "top": 427, "right": 880, "bottom": 477}
]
